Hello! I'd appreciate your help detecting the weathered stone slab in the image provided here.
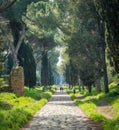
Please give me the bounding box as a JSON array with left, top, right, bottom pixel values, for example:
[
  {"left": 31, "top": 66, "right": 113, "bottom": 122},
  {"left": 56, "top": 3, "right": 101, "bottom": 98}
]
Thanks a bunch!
[{"left": 9, "top": 66, "right": 24, "bottom": 96}]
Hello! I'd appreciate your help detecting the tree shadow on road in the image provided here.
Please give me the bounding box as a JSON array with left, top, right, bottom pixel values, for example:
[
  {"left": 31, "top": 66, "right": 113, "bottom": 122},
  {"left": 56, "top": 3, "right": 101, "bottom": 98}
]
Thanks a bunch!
[{"left": 21, "top": 114, "right": 103, "bottom": 130}]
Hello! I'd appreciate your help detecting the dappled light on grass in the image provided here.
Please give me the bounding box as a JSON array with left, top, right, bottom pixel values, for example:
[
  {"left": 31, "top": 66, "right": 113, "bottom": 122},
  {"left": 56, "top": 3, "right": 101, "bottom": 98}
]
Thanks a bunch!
[
  {"left": 24, "top": 87, "right": 42, "bottom": 100},
  {"left": 67, "top": 85, "right": 119, "bottom": 130},
  {"left": 0, "top": 86, "right": 55, "bottom": 130}
]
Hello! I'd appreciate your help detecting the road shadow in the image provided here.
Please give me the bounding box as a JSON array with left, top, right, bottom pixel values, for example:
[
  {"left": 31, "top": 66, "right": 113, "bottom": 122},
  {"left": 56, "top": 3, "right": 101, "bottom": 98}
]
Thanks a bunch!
[{"left": 20, "top": 114, "right": 103, "bottom": 130}]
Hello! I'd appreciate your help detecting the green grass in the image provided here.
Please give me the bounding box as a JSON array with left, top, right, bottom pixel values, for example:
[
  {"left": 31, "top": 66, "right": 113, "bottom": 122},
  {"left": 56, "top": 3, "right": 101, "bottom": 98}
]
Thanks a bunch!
[
  {"left": 24, "top": 86, "right": 43, "bottom": 100},
  {"left": 67, "top": 91, "right": 106, "bottom": 122},
  {"left": 0, "top": 86, "right": 55, "bottom": 130},
  {"left": 67, "top": 85, "right": 119, "bottom": 130}
]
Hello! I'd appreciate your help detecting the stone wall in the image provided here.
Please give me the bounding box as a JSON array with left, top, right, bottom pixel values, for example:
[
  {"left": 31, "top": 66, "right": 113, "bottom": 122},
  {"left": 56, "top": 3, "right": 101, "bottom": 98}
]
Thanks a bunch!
[{"left": 9, "top": 66, "right": 24, "bottom": 96}]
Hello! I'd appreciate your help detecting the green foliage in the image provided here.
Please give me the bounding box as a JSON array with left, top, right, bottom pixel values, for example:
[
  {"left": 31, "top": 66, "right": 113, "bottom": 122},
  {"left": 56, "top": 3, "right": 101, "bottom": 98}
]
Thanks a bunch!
[
  {"left": 24, "top": 86, "right": 55, "bottom": 100},
  {"left": 109, "top": 82, "right": 119, "bottom": 88},
  {"left": 2, "top": 0, "right": 39, "bottom": 21},
  {"left": 0, "top": 99, "right": 47, "bottom": 130},
  {"left": 23, "top": 1, "right": 60, "bottom": 86},
  {"left": 24, "top": 86, "right": 42, "bottom": 100},
  {"left": 112, "top": 98, "right": 119, "bottom": 118},
  {"left": 0, "top": 78, "right": 4, "bottom": 87},
  {"left": 94, "top": 0, "right": 119, "bottom": 73},
  {"left": 24, "top": 1, "right": 59, "bottom": 38},
  {"left": 60, "top": 0, "right": 104, "bottom": 90},
  {"left": 40, "top": 91, "right": 52, "bottom": 99},
  {"left": 48, "top": 49, "right": 60, "bottom": 85},
  {"left": 67, "top": 85, "right": 119, "bottom": 130},
  {"left": 0, "top": 86, "right": 55, "bottom": 130},
  {"left": 0, "top": 92, "right": 17, "bottom": 101},
  {"left": 103, "top": 119, "right": 119, "bottom": 130},
  {"left": 0, "top": 19, "right": 9, "bottom": 76},
  {"left": 75, "top": 99, "right": 105, "bottom": 122},
  {"left": 51, "top": 85, "right": 58, "bottom": 90},
  {"left": 18, "top": 42, "right": 36, "bottom": 88},
  {"left": 109, "top": 75, "right": 119, "bottom": 88},
  {"left": 67, "top": 90, "right": 105, "bottom": 122}
]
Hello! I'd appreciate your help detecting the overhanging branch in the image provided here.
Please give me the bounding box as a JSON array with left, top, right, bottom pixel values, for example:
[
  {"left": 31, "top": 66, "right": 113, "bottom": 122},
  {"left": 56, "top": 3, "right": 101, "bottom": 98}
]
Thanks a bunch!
[
  {"left": 0, "top": 0, "right": 17, "bottom": 13},
  {"left": 15, "top": 24, "right": 26, "bottom": 55}
]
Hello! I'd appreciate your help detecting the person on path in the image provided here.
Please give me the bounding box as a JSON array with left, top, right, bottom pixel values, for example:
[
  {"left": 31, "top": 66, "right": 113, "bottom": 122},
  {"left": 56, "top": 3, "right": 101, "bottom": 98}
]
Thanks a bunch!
[
  {"left": 73, "top": 87, "right": 76, "bottom": 94},
  {"left": 60, "top": 85, "right": 63, "bottom": 92}
]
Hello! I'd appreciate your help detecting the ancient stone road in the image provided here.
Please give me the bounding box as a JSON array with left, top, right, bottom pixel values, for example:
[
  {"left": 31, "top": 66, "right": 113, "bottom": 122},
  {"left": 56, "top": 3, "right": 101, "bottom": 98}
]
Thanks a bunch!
[{"left": 20, "top": 90, "right": 102, "bottom": 130}]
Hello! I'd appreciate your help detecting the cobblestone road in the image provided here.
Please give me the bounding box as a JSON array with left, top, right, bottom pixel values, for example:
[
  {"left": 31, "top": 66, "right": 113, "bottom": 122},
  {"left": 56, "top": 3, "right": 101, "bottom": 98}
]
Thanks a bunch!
[{"left": 20, "top": 90, "right": 102, "bottom": 130}]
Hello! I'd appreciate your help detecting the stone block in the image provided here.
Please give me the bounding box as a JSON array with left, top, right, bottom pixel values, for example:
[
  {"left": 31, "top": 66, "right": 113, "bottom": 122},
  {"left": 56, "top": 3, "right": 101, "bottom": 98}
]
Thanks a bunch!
[{"left": 9, "top": 66, "right": 24, "bottom": 96}]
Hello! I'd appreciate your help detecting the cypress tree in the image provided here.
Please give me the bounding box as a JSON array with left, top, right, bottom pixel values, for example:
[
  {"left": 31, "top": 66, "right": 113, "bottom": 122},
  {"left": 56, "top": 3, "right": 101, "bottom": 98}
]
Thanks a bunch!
[
  {"left": 18, "top": 42, "right": 36, "bottom": 88},
  {"left": 41, "top": 52, "right": 50, "bottom": 86}
]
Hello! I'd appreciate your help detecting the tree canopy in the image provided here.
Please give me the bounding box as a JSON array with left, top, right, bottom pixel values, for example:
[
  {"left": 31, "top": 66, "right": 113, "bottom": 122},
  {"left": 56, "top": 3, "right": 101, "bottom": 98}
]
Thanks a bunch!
[{"left": 0, "top": 0, "right": 118, "bottom": 93}]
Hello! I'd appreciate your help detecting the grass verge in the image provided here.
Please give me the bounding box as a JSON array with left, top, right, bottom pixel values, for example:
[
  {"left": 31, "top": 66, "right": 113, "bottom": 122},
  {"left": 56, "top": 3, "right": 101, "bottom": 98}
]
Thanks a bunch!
[
  {"left": 67, "top": 86, "right": 119, "bottom": 130},
  {"left": 0, "top": 86, "right": 55, "bottom": 130}
]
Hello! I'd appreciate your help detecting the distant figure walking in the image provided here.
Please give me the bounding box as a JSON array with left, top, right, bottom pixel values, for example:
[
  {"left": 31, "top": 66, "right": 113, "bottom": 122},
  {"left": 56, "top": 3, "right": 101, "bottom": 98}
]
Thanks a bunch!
[
  {"left": 60, "top": 85, "right": 63, "bottom": 92},
  {"left": 73, "top": 87, "right": 76, "bottom": 94}
]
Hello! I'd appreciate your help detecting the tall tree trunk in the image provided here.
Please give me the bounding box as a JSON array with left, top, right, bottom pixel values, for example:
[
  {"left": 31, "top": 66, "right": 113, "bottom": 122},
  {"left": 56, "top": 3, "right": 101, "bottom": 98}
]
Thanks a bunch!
[
  {"left": 41, "top": 52, "right": 50, "bottom": 86},
  {"left": 70, "top": 60, "right": 78, "bottom": 86},
  {"left": 65, "top": 64, "right": 71, "bottom": 85},
  {"left": 95, "top": 8, "right": 109, "bottom": 93},
  {"left": 18, "top": 42, "right": 36, "bottom": 88},
  {"left": 95, "top": 79, "right": 101, "bottom": 93},
  {"left": 8, "top": 21, "right": 25, "bottom": 67},
  {"left": 102, "top": 41, "right": 109, "bottom": 93},
  {"left": 82, "top": 85, "right": 85, "bottom": 90},
  {"left": 48, "top": 61, "right": 54, "bottom": 85},
  {"left": 88, "top": 85, "right": 92, "bottom": 93},
  {"left": 94, "top": 0, "right": 119, "bottom": 73}
]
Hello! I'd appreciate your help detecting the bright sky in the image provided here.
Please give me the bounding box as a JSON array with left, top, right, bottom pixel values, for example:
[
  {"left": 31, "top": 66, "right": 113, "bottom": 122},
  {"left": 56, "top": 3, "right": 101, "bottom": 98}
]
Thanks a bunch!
[{"left": 56, "top": 47, "right": 63, "bottom": 67}]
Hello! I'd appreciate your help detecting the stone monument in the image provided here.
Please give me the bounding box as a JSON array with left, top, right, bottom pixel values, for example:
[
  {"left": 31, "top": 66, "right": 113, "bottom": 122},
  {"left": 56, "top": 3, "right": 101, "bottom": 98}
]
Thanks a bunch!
[{"left": 9, "top": 66, "right": 24, "bottom": 96}]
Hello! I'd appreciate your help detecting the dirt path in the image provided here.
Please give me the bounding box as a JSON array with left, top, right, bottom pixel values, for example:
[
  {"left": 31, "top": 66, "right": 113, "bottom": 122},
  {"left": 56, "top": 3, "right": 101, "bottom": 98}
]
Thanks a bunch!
[
  {"left": 77, "top": 95, "right": 114, "bottom": 119},
  {"left": 97, "top": 100, "right": 114, "bottom": 119}
]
